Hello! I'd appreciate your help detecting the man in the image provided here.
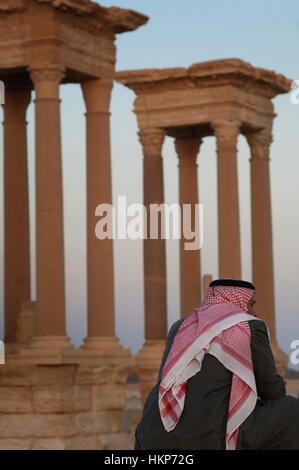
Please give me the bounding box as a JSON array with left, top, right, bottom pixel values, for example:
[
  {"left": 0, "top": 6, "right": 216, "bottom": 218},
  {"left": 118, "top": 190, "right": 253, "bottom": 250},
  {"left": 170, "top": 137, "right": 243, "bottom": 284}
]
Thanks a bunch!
[{"left": 134, "top": 278, "right": 299, "bottom": 450}]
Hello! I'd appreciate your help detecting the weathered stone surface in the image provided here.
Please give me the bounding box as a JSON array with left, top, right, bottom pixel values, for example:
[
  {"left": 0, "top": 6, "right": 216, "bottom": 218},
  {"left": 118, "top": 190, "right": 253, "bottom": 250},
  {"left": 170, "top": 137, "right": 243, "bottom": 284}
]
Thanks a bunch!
[
  {"left": 76, "top": 410, "right": 123, "bottom": 435},
  {"left": 36, "top": 365, "right": 76, "bottom": 387},
  {"left": 0, "top": 365, "right": 37, "bottom": 386},
  {"left": 31, "top": 438, "right": 65, "bottom": 450},
  {"left": 121, "top": 381, "right": 142, "bottom": 434},
  {"left": 0, "top": 386, "right": 32, "bottom": 413},
  {"left": 0, "top": 438, "right": 32, "bottom": 450},
  {"left": 124, "top": 382, "right": 142, "bottom": 410},
  {"left": 75, "top": 366, "right": 113, "bottom": 385},
  {"left": 0, "top": 413, "right": 77, "bottom": 438},
  {"left": 112, "top": 365, "right": 131, "bottom": 384},
  {"left": 99, "top": 432, "right": 134, "bottom": 450},
  {"left": 0, "top": 360, "right": 131, "bottom": 448},
  {"left": 116, "top": 59, "right": 291, "bottom": 99},
  {"left": 32, "top": 385, "right": 91, "bottom": 413},
  {"left": 0, "top": 0, "right": 148, "bottom": 85},
  {"left": 92, "top": 383, "right": 126, "bottom": 411},
  {"left": 64, "top": 436, "right": 104, "bottom": 450}
]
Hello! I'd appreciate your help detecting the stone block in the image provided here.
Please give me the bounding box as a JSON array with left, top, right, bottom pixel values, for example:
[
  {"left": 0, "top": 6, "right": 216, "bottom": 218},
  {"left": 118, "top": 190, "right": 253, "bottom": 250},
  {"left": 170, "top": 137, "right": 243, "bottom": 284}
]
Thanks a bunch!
[
  {"left": 112, "top": 365, "right": 131, "bottom": 384},
  {"left": 32, "top": 438, "right": 65, "bottom": 450},
  {"left": 0, "top": 438, "right": 32, "bottom": 450},
  {"left": 76, "top": 410, "right": 123, "bottom": 435},
  {"left": 0, "top": 413, "right": 77, "bottom": 438},
  {"left": 92, "top": 384, "right": 126, "bottom": 411},
  {"left": 0, "top": 386, "right": 32, "bottom": 413},
  {"left": 36, "top": 365, "right": 76, "bottom": 387},
  {"left": 0, "top": 365, "right": 37, "bottom": 386},
  {"left": 64, "top": 436, "right": 104, "bottom": 450},
  {"left": 32, "top": 385, "right": 92, "bottom": 413},
  {"left": 99, "top": 432, "right": 134, "bottom": 450},
  {"left": 75, "top": 366, "right": 113, "bottom": 385}
]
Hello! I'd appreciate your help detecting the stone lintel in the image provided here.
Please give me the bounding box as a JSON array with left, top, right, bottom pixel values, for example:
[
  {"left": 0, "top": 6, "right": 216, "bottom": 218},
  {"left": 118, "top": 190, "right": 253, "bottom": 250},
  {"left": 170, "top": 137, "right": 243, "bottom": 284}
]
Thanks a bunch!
[
  {"left": 0, "top": 0, "right": 148, "bottom": 84},
  {"left": 116, "top": 60, "right": 292, "bottom": 136},
  {"left": 116, "top": 58, "right": 292, "bottom": 97},
  {"left": 0, "top": 0, "right": 25, "bottom": 12},
  {"left": 135, "top": 101, "right": 275, "bottom": 139},
  {"left": 0, "top": 0, "right": 149, "bottom": 35}
]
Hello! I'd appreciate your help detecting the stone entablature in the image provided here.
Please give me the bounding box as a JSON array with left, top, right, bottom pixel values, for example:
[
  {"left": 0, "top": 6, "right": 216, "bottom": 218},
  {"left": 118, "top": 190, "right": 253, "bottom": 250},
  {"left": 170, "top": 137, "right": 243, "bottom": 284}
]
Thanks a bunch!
[
  {"left": 116, "top": 58, "right": 291, "bottom": 136},
  {"left": 0, "top": 0, "right": 148, "bottom": 89},
  {"left": 0, "top": 0, "right": 147, "bottom": 34}
]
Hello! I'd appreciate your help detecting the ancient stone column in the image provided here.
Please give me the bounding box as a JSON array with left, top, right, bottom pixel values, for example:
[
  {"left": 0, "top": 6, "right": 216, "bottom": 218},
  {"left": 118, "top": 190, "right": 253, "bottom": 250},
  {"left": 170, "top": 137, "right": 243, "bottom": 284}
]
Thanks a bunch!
[
  {"left": 175, "top": 137, "right": 202, "bottom": 316},
  {"left": 212, "top": 120, "right": 242, "bottom": 279},
  {"left": 3, "top": 89, "right": 31, "bottom": 345},
  {"left": 28, "top": 64, "right": 71, "bottom": 348},
  {"left": 246, "top": 129, "right": 276, "bottom": 335},
  {"left": 81, "top": 78, "right": 117, "bottom": 349},
  {"left": 139, "top": 127, "right": 167, "bottom": 341},
  {"left": 133, "top": 128, "right": 167, "bottom": 404},
  {"left": 246, "top": 128, "right": 288, "bottom": 374}
]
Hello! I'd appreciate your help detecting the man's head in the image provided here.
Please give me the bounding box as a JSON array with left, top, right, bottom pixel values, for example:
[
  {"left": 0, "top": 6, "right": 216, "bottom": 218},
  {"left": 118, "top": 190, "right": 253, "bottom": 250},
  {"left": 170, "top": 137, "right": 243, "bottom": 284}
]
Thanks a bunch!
[{"left": 203, "top": 278, "right": 256, "bottom": 314}]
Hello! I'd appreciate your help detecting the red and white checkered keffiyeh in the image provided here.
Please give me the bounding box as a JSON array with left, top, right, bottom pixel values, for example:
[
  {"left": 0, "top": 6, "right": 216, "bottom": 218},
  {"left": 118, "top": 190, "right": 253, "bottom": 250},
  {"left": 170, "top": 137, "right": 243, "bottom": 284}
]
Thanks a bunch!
[{"left": 159, "top": 282, "right": 259, "bottom": 450}]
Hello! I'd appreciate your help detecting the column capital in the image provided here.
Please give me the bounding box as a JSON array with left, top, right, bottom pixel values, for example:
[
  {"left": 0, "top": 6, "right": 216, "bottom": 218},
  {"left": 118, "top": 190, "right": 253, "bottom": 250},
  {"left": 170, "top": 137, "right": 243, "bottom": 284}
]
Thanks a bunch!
[
  {"left": 28, "top": 64, "right": 65, "bottom": 99},
  {"left": 28, "top": 64, "right": 65, "bottom": 83},
  {"left": 81, "top": 78, "right": 113, "bottom": 113},
  {"left": 245, "top": 128, "right": 273, "bottom": 160},
  {"left": 138, "top": 128, "right": 166, "bottom": 157},
  {"left": 175, "top": 137, "right": 202, "bottom": 163},
  {"left": 211, "top": 119, "right": 241, "bottom": 142}
]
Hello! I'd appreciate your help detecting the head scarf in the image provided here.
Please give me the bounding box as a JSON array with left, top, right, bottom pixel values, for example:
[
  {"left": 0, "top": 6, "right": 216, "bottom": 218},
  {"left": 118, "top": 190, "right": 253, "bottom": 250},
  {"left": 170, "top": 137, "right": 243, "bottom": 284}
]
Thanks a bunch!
[
  {"left": 158, "top": 278, "right": 259, "bottom": 450},
  {"left": 200, "top": 282, "right": 255, "bottom": 313}
]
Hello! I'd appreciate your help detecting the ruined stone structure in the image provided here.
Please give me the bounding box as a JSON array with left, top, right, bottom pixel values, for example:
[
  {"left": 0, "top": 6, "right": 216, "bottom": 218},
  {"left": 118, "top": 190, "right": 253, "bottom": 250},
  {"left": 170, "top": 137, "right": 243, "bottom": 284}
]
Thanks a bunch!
[
  {"left": 116, "top": 59, "right": 292, "bottom": 402},
  {"left": 0, "top": 0, "right": 293, "bottom": 451},
  {"left": 0, "top": 0, "right": 147, "bottom": 449}
]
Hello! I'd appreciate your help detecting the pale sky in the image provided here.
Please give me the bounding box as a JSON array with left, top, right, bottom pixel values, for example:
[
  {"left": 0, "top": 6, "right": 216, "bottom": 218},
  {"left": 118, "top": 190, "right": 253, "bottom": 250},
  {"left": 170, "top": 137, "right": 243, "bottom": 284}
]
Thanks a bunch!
[{"left": 0, "top": 0, "right": 298, "bottom": 368}]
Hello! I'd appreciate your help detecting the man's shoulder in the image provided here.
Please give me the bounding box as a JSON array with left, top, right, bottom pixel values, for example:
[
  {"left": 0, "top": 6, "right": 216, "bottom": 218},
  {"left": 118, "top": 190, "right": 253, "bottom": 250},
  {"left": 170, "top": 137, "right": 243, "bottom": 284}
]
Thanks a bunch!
[
  {"left": 248, "top": 318, "right": 267, "bottom": 330},
  {"left": 168, "top": 317, "right": 185, "bottom": 337}
]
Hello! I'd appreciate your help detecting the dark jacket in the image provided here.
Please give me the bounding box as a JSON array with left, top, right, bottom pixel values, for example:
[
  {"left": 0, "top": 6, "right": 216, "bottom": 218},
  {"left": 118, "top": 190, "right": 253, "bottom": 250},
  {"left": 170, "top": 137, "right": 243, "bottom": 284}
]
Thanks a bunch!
[{"left": 135, "top": 318, "right": 287, "bottom": 450}]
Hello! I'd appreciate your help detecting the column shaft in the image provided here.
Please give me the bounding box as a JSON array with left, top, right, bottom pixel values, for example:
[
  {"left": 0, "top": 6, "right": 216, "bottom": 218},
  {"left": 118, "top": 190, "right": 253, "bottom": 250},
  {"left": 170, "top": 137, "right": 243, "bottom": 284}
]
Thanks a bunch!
[
  {"left": 246, "top": 129, "right": 276, "bottom": 340},
  {"left": 29, "top": 65, "right": 67, "bottom": 339},
  {"left": 81, "top": 79, "right": 115, "bottom": 338},
  {"left": 3, "top": 89, "right": 31, "bottom": 343},
  {"left": 212, "top": 120, "right": 241, "bottom": 278},
  {"left": 175, "top": 137, "right": 202, "bottom": 316},
  {"left": 139, "top": 128, "right": 167, "bottom": 341}
]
